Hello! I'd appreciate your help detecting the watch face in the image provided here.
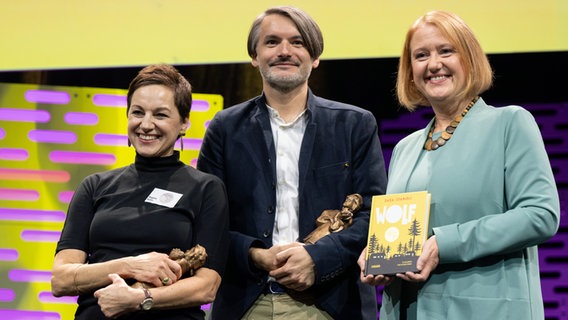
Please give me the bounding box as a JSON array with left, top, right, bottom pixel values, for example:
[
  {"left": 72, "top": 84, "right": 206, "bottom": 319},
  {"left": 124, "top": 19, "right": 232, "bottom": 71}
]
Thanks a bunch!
[{"left": 141, "top": 298, "right": 153, "bottom": 311}]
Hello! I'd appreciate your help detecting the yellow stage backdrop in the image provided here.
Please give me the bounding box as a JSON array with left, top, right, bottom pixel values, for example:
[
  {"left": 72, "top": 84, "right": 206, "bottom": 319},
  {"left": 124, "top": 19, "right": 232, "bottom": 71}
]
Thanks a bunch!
[
  {"left": 0, "top": 0, "right": 567, "bottom": 71},
  {"left": 0, "top": 82, "right": 222, "bottom": 319}
]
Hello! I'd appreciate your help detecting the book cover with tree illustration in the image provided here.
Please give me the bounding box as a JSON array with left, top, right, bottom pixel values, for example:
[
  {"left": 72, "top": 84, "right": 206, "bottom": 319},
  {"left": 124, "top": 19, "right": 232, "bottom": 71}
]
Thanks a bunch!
[{"left": 365, "top": 191, "right": 431, "bottom": 275}]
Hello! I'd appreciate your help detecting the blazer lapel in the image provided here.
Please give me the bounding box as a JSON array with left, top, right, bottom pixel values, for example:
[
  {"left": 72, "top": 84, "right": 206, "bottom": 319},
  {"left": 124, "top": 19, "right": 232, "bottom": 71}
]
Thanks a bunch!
[
  {"left": 298, "top": 117, "right": 316, "bottom": 198},
  {"left": 388, "top": 120, "right": 433, "bottom": 193},
  {"left": 252, "top": 102, "right": 277, "bottom": 190}
]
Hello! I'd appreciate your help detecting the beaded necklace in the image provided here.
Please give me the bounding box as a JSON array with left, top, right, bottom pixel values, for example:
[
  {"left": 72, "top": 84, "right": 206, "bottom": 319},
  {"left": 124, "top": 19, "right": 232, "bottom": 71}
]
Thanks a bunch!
[{"left": 424, "top": 96, "right": 479, "bottom": 151}]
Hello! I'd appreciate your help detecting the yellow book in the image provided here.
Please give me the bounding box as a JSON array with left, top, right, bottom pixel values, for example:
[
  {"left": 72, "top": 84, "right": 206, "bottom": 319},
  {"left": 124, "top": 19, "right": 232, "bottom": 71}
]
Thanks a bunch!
[{"left": 364, "top": 191, "right": 431, "bottom": 275}]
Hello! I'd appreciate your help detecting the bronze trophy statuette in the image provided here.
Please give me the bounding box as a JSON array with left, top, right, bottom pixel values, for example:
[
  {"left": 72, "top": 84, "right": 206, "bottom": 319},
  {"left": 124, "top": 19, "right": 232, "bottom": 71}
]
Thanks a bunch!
[{"left": 303, "top": 194, "right": 363, "bottom": 245}]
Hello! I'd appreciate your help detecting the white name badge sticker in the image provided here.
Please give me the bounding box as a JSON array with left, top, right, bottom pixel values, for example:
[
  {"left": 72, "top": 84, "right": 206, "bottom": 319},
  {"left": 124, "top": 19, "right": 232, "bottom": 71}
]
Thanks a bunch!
[{"left": 145, "top": 188, "right": 183, "bottom": 208}]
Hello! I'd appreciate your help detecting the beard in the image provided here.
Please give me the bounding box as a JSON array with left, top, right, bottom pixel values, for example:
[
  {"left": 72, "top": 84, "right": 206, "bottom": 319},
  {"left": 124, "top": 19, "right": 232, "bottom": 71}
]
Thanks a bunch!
[{"left": 258, "top": 58, "right": 312, "bottom": 93}]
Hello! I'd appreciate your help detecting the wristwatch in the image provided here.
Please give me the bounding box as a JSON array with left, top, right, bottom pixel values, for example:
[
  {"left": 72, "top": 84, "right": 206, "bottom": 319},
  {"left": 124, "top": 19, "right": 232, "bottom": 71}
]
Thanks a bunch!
[{"left": 139, "top": 287, "right": 153, "bottom": 311}]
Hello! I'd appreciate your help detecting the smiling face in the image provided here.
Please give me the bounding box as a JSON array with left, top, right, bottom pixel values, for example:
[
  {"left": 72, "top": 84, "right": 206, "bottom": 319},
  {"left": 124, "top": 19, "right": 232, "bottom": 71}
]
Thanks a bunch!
[
  {"left": 409, "top": 24, "right": 466, "bottom": 107},
  {"left": 251, "top": 13, "right": 319, "bottom": 92},
  {"left": 127, "top": 84, "right": 188, "bottom": 158}
]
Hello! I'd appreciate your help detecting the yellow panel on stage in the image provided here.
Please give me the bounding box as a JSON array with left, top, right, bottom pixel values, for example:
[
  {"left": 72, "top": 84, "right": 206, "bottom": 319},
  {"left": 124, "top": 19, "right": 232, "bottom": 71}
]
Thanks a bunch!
[
  {"left": 0, "top": 82, "right": 221, "bottom": 318},
  {"left": 0, "top": 0, "right": 566, "bottom": 71}
]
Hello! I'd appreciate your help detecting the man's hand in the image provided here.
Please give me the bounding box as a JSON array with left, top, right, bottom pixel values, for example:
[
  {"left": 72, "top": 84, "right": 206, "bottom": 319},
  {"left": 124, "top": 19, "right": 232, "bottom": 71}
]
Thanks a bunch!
[
  {"left": 249, "top": 243, "right": 303, "bottom": 272},
  {"left": 269, "top": 245, "right": 315, "bottom": 291}
]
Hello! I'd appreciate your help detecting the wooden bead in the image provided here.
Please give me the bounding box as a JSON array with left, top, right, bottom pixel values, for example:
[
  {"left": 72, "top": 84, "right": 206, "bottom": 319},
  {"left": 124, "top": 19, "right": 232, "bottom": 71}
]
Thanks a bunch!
[{"left": 423, "top": 96, "right": 479, "bottom": 151}]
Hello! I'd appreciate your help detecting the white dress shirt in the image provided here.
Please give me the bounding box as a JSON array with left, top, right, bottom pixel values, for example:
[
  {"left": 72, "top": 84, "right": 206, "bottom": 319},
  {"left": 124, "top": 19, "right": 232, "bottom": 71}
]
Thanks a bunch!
[{"left": 267, "top": 105, "right": 307, "bottom": 246}]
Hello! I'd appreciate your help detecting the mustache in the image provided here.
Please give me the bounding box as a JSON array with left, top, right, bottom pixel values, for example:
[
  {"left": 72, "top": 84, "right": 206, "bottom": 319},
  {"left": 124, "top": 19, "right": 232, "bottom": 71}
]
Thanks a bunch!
[{"left": 268, "top": 57, "right": 300, "bottom": 67}]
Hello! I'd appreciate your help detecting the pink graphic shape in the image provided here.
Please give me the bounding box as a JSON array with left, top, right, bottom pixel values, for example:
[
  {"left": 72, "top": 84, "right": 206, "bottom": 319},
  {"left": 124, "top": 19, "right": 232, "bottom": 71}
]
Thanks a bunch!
[
  {"left": 0, "top": 208, "right": 66, "bottom": 222},
  {"left": 38, "top": 291, "right": 77, "bottom": 304},
  {"left": 192, "top": 100, "right": 210, "bottom": 112},
  {"left": 28, "top": 130, "right": 77, "bottom": 144},
  {"left": 49, "top": 151, "right": 116, "bottom": 165},
  {"left": 64, "top": 112, "right": 99, "bottom": 125},
  {"left": 0, "top": 309, "right": 61, "bottom": 320},
  {"left": 0, "top": 168, "right": 70, "bottom": 182},
  {"left": 0, "top": 289, "right": 15, "bottom": 302},
  {"left": 94, "top": 133, "right": 128, "bottom": 146},
  {"left": 92, "top": 93, "right": 127, "bottom": 107},
  {"left": 0, "top": 148, "right": 29, "bottom": 161},
  {"left": 0, "top": 188, "right": 39, "bottom": 201},
  {"left": 176, "top": 138, "right": 202, "bottom": 151},
  {"left": 58, "top": 190, "right": 74, "bottom": 203},
  {"left": 25, "top": 89, "right": 71, "bottom": 104},
  {"left": 0, "top": 108, "right": 50, "bottom": 122},
  {"left": 21, "top": 230, "right": 61, "bottom": 242},
  {"left": 9, "top": 269, "right": 52, "bottom": 282},
  {"left": 0, "top": 249, "right": 19, "bottom": 261}
]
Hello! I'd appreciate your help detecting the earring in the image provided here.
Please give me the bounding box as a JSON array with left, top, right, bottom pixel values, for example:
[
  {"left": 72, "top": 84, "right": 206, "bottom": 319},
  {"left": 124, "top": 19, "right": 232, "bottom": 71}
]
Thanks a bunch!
[{"left": 178, "top": 132, "right": 186, "bottom": 151}]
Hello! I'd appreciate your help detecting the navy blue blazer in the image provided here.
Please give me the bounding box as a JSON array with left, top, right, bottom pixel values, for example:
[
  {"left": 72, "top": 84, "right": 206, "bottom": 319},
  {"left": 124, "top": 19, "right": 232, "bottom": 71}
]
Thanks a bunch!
[{"left": 197, "top": 90, "right": 387, "bottom": 319}]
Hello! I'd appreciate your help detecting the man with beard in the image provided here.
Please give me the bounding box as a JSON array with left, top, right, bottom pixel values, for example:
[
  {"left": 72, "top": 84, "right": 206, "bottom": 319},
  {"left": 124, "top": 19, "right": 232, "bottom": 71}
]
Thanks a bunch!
[{"left": 197, "top": 6, "right": 387, "bottom": 320}]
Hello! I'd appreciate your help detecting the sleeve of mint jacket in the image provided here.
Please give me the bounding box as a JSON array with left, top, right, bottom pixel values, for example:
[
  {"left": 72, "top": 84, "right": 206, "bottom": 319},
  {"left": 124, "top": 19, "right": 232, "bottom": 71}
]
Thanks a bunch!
[{"left": 434, "top": 106, "right": 560, "bottom": 263}]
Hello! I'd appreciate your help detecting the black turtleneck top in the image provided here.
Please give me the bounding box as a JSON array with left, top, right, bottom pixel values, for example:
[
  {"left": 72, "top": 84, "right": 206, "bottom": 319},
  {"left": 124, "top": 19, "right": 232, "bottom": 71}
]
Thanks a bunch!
[{"left": 56, "top": 151, "right": 229, "bottom": 319}]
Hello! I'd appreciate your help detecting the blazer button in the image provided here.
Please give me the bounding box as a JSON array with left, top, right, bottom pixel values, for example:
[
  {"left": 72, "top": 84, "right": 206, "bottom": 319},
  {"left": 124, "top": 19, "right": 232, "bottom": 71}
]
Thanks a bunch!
[
  {"left": 263, "top": 230, "right": 271, "bottom": 238},
  {"left": 267, "top": 206, "right": 274, "bottom": 214}
]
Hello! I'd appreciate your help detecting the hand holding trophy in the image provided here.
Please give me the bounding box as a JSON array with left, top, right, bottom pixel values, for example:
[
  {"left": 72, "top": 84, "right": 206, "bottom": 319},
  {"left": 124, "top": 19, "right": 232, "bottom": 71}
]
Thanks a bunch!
[{"left": 132, "top": 244, "right": 207, "bottom": 289}]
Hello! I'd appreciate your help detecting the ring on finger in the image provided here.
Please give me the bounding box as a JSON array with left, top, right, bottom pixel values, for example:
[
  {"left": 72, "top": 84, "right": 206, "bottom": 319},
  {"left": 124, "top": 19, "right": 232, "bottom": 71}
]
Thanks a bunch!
[{"left": 162, "top": 277, "right": 170, "bottom": 285}]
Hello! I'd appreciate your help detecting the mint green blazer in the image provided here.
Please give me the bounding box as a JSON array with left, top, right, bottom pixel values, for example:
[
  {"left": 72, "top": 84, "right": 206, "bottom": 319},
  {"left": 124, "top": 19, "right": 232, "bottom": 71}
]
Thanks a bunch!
[{"left": 381, "top": 98, "right": 560, "bottom": 320}]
